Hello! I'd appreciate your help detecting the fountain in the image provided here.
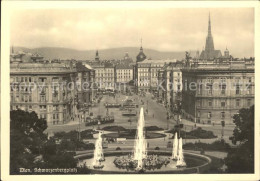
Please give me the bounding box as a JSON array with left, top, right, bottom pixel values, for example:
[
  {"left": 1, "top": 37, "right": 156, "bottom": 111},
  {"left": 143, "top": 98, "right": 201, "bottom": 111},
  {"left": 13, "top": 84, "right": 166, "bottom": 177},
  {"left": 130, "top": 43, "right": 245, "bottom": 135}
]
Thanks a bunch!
[
  {"left": 76, "top": 107, "right": 211, "bottom": 173},
  {"left": 93, "top": 131, "right": 105, "bottom": 169},
  {"left": 171, "top": 132, "right": 178, "bottom": 160},
  {"left": 176, "top": 137, "right": 187, "bottom": 168},
  {"left": 113, "top": 107, "right": 170, "bottom": 171},
  {"left": 133, "top": 107, "right": 147, "bottom": 170}
]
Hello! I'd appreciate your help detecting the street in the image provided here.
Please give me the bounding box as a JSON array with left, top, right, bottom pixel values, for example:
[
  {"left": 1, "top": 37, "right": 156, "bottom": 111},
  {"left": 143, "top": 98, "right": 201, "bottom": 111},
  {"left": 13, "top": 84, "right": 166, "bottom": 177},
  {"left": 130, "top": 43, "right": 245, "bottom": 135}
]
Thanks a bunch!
[{"left": 46, "top": 91, "right": 235, "bottom": 146}]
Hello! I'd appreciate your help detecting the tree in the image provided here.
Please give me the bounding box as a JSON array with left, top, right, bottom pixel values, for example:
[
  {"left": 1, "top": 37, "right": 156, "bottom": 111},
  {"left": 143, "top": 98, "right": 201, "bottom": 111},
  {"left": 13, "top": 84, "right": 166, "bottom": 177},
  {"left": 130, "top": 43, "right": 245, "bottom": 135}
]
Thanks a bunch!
[
  {"left": 10, "top": 110, "right": 89, "bottom": 174},
  {"left": 10, "top": 110, "right": 47, "bottom": 174},
  {"left": 41, "top": 138, "right": 77, "bottom": 168},
  {"left": 224, "top": 105, "right": 254, "bottom": 173}
]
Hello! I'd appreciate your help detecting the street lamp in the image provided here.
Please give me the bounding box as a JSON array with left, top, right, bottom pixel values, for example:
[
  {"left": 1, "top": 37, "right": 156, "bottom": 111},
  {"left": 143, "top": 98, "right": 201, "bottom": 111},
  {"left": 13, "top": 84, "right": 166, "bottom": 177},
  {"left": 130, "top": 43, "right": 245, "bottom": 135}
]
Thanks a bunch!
[{"left": 221, "top": 115, "right": 225, "bottom": 140}]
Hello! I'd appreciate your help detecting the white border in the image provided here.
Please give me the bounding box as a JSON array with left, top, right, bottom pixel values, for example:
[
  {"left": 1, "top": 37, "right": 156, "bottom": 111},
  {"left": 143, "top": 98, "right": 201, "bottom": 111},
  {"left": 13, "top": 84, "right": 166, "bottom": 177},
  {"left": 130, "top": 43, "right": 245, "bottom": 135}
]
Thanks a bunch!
[{"left": 1, "top": 1, "right": 259, "bottom": 181}]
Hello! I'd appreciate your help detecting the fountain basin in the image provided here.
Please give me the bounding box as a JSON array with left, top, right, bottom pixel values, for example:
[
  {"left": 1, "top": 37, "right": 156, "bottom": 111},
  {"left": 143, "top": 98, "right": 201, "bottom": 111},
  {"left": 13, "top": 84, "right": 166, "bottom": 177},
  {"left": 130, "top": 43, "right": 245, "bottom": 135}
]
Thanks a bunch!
[{"left": 76, "top": 150, "right": 211, "bottom": 174}]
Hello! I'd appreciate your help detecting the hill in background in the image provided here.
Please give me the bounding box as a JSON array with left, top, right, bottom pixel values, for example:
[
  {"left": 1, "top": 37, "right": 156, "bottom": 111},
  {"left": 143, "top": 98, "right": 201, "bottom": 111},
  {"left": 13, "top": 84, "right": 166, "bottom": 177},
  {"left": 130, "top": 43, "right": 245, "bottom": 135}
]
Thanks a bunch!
[{"left": 13, "top": 47, "right": 196, "bottom": 61}]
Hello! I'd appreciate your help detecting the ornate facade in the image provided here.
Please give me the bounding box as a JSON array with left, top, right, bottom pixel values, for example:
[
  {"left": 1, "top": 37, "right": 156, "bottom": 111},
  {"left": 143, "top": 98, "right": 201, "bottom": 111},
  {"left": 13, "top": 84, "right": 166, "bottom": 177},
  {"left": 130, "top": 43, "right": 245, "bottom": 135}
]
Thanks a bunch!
[
  {"left": 181, "top": 58, "right": 255, "bottom": 124},
  {"left": 10, "top": 52, "right": 95, "bottom": 125}
]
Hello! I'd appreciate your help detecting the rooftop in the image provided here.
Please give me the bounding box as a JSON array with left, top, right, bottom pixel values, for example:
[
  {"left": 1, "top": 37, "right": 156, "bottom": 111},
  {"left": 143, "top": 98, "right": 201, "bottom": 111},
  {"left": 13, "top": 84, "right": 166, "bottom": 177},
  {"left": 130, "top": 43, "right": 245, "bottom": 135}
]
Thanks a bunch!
[
  {"left": 137, "top": 59, "right": 177, "bottom": 64},
  {"left": 116, "top": 63, "right": 133, "bottom": 69}
]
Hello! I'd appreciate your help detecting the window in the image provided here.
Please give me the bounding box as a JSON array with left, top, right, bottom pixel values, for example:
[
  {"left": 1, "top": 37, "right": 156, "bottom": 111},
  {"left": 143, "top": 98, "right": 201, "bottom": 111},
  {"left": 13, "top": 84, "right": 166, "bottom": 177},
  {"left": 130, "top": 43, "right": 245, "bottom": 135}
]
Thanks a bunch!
[
  {"left": 236, "top": 85, "right": 240, "bottom": 95},
  {"left": 198, "top": 84, "right": 202, "bottom": 95},
  {"left": 221, "top": 112, "right": 225, "bottom": 119},
  {"left": 40, "top": 95, "right": 46, "bottom": 102},
  {"left": 39, "top": 77, "right": 46, "bottom": 83},
  {"left": 197, "top": 100, "right": 202, "bottom": 107},
  {"left": 207, "top": 77, "right": 213, "bottom": 83},
  {"left": 208, "top": 100, "right": 212, "bottom": 107},
  {"left": 208, "top": 112, "right": 212, "bottom": 119},
  {"left": 221, "top": 85, "right": 226, "bottom": 95},
  {"left": 177, "top": 84, "right": 181, "bottom": 91},
  {"left": 221, "top": 101, "right": 226, "bottom": 107},
  {"left": 236, "top": 99, "right": 240, "bottom": 107},
  {"left": 40, "top": 114, "right": 46, "bottom": 119},
  {"left": 207, "top": 85, "right": 212, "bottom": 95},
  {"left": 220, "top": 78, "right": 226, "bottom": 83},
  {"left": 247, "top": 99, "right": 251, "bottom": 107},
  {"left": 15, "top": 95, "right": 19, "bottom": 102},
  {"left": 246, "top": 85, "right": 252, "bottom": 94},
  {"left": 197, "top": 111, "right": 200, "bottom": 118},
  {"left": 40, "top": 105, "right": 47, "bottom": 111},
  {"left": 53, "top": 105, "right": 59, "bottom": 111}
]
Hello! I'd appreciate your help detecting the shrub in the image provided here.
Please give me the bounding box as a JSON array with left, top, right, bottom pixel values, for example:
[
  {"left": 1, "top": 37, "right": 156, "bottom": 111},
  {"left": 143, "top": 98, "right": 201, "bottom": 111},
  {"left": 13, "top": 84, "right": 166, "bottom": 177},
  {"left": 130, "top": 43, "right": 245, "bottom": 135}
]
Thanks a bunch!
[
  {"left": 145, "top": 126, "right": 163, "bottom": 131},
  {"left": 102, "top": 126, "right": 127, "bottom": 132},
  {"left": 200, "top": 149, "right": 205, "bottom": 155},
  {"left": 155, "top": 147, "right": 160, "bottom": 150},
  {"left": 168, "top": 127, "right": 217, "bottom": 139},
  {"left": 183, "top": 140, "right": 230, "bottom": 152},
  {"left": 116, "top": 147, "right": 121, "bottom": 151}
]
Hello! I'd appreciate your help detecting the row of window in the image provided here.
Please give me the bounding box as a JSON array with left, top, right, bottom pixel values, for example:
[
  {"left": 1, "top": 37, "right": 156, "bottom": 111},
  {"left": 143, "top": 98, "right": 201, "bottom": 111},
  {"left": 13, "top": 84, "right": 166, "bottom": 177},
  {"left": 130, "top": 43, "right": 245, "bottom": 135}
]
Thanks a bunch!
[
  {"left": 117, "top": 76, "right": 132, "bottom": 79},
  {"left": 204, "top": 77, "right": 254, "bottom": 83},
  {"left": 11, "top": 93, "right": 62, "bottom": 102},
  {"left": 10, "top": 77, "right": 74, "bottom": 83},
  {"left": 116, "top": 70, "right": 132, "bottom": 72},
  {"left": 197, "top": 84, "right": 253, "bottom": 95},
  {"left": 197, "top": 99, "right": 252, "bottom": 108},
  {"left": 197, "top": 111, "right": 234, "bottom": 120},
  {"left": 96, "top": 69, "right": 114, "bottom": 73},
  {"left": 117, "top": 72, "right": 132, "bottom": 75}
]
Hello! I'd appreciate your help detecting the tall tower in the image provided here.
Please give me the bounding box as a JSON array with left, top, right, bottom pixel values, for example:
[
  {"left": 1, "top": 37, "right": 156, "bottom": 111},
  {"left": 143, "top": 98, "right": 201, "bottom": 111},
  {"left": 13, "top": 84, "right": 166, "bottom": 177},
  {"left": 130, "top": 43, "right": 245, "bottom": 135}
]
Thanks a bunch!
[
  {"left": 224, "top": 47, "right": 230, "bottom": 58},
  {"left": 205, "top": 13, "right": 215, "bottom": 53},
  {"left": 95, "top": 50, "right": 100, "bottom": 61},
  {"left": 200, "top": 13, "right": 222, "bottom": 60},
  {"left": 136, "top": 38, "right": 146, "bottom": 62}
]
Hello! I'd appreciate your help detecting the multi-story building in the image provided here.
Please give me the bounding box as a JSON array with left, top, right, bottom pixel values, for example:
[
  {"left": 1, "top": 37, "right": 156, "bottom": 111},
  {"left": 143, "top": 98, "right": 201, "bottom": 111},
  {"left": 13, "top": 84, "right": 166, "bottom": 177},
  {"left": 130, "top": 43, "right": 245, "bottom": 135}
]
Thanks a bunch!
[
  {"left": 91, "top": 63, "right": 115, "bottom": 90},
  {"left": 75, "top": 62, "right": 95, "bottom": 108},
  {"left": 10, "top": 52, "right": 95, "bottom": 125},
  {"left": 180, "top": 13, "right": 255, "bottom": 125},
  {"left": 181, "top": 58, "right": 255, "bottom": 125},
  {"left": 10, "top": 52, "right": 78, "bottom": 125},
  {"left": 134, "top": 56, "right": 177, "bottom": 93},
  {"left": 158, "top": 62, "right": 183, "bottom": 110},
  {"left": 89, "top": 50, "right": 116, "bottom": 90},
  {"left": 115, "top": 64, "right": 133, "bottom": 84}
]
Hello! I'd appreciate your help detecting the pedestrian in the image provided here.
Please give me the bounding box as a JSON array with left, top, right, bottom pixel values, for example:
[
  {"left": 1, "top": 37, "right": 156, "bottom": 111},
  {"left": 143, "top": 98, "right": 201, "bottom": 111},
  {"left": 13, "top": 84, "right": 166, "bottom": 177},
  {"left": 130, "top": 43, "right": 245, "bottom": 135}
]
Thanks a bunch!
[{"left": 153, "top": 114, "right": 154, "bottom": 118}]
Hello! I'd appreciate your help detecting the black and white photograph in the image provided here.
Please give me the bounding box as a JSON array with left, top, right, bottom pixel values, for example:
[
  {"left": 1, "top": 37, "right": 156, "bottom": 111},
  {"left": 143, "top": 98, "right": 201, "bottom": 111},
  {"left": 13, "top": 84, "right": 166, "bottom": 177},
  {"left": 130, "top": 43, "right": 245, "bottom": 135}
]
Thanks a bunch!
[{"left": 1, "top": 1, "right": 259, "bottom": 181}]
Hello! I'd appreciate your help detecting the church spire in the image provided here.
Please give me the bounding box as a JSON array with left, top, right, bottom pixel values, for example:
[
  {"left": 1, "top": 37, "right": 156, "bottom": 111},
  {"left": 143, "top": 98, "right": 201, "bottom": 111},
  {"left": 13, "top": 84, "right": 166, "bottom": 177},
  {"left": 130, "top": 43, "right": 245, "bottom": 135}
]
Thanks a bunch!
[
  {"left": 140, "top": 38, "right": 143, "bottom": 52},
  {"left": 205, "top": 12, "right": 214, "bottom": 52},
  {"left": 208, "top": 12, "right": 212, "bottom": 36},
  {"left": 95, "top": 50, "right": 100, "bottom": 61}
]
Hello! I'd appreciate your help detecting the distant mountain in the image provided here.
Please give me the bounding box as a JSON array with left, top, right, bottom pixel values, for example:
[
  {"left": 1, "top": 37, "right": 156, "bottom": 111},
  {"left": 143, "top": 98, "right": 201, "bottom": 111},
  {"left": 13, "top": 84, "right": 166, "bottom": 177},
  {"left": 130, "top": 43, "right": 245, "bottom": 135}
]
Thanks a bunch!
[{"left": 13, "top": 47, "right": 195, "bottom": 61}]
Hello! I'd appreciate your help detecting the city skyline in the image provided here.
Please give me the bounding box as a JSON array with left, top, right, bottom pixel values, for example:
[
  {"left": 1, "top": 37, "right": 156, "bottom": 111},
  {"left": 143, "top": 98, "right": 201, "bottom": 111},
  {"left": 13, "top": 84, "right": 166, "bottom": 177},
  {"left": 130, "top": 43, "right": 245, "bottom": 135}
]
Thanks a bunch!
[{"left": 10, "top": 8, "right": 254, "bottom": 58}]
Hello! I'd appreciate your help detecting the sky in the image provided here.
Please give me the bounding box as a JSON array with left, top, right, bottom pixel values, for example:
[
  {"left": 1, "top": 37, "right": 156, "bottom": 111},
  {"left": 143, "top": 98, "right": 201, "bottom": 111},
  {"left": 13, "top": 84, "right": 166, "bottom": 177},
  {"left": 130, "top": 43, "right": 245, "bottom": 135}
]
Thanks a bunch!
[{"left": 10, "top": 8, "right": 254, "bottom": 58}]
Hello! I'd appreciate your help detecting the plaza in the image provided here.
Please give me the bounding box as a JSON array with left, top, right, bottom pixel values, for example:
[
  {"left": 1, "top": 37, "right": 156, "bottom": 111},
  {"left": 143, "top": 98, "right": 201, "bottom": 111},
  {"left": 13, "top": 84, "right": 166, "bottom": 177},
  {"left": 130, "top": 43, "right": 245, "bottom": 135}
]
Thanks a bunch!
[{"left": 46, "top": 91, "right": 235, "bottom": 149}]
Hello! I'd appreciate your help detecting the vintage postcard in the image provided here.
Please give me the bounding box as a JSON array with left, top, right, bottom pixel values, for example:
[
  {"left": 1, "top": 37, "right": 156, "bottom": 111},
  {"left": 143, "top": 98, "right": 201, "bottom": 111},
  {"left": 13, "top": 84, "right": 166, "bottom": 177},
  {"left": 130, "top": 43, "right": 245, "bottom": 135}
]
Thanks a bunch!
[{"left": 1, "top": 1, "right": 259, "bottom": 181}]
